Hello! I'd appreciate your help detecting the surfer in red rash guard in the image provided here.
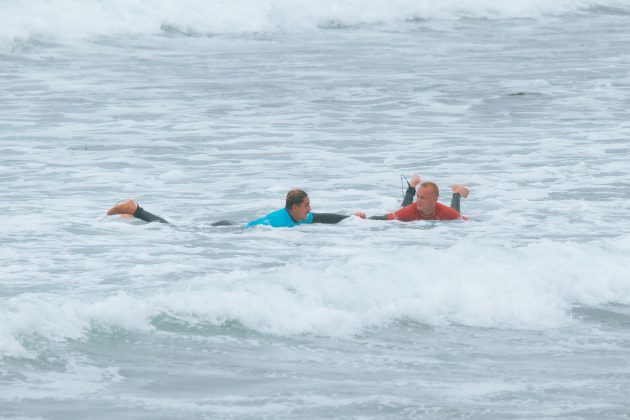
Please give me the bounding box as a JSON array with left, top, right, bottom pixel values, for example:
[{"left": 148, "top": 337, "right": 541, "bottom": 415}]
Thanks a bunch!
[{"left": 357, "top": 175, "right": 470, "bottom": 221}]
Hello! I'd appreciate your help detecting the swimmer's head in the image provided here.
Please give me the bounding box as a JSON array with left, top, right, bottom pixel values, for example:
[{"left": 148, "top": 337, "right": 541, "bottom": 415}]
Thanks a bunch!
[
  {"left": 416, "top": 182, "right": 439, "bottom": 215},
  {"left": 419, "top": 181, "right": 439, "bottom": 198},
  {"left": 285, "top": 189, "right": 311, "bottom": 221}
]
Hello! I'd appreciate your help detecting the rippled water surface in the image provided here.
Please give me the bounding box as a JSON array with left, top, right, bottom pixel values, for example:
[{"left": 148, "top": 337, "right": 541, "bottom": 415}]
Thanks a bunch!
[{"left": 2, "top": 2, "right": 630, "bottom": 419}]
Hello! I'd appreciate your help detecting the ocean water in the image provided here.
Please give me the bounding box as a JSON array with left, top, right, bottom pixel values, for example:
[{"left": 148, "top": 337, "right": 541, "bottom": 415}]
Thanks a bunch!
[{"left": 2, "top": 0, "right": 630, "bottom": 418}]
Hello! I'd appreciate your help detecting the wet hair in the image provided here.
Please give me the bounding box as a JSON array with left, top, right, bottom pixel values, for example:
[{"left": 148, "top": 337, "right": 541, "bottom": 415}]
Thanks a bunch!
[
  {"left": 285, "top": 189, "right": 308, "bottom": 209},
  {"left": 419, "top": 181, "right": 439, "bottom": 197}
]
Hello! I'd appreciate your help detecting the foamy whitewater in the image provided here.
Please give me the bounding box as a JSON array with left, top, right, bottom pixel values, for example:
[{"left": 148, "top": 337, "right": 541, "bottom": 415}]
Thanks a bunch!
[{"left": 2, "top": 0, "right": 630, "bottom": 418}]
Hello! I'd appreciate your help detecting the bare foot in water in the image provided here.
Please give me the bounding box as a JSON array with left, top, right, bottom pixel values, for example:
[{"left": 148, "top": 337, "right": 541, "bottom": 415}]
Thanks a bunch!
[
  {"left": 107, "top": 199, "right": 138, "bottom": 216},
  {"left": 451, "top": 184, "right": 470, "bottom": 198}
]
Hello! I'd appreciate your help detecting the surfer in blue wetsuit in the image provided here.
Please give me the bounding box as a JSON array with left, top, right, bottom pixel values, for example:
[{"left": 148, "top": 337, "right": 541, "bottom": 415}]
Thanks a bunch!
[
  {"left": 244, "top": 189, "right": 313, "bottom": 228},
  {"left": 106, "top": 189, "right": 357, "bottom": 227}
]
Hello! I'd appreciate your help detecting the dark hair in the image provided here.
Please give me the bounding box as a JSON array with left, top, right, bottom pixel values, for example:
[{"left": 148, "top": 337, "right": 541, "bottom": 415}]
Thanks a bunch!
[
  {"left": 285, "top": 189, "right": 308, "bottom": 209},
  {"left": 420, "top": 181, "right": 439, "bottom": 197}
]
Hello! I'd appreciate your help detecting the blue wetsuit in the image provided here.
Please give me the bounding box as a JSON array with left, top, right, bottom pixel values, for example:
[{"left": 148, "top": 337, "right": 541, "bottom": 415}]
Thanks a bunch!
[{"left": 245, "top": 208, "right": 313, "bottom": 228}]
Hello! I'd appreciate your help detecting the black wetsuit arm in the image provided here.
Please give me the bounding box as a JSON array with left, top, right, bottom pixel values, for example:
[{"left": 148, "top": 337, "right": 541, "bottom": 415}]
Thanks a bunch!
[
  {"left": 211, "top": 220, "right": 237, "bottom": 226},
  {"left": 402, "top": 186, "right": 416, "bottom": 207},
  {"left": 368, "top": 215, "right": 389, "bottom": 220},
  {"left": 450, "top": 193, "right": 461, "bottom": 213},
  {"left": 133, "top": 206, "right": 169, "bottom": 224},
  {"left": 311, "top": 213, "right": 351, "bottom": 224}
]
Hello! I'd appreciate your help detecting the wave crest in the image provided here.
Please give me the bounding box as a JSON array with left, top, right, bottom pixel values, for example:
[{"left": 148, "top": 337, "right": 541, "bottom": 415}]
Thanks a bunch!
[
  {"left": 2, "top": 236, "right": 630, "bottom": 359},
  {"left": 1, "top": 0, "right": 629, "bottom": 43}
]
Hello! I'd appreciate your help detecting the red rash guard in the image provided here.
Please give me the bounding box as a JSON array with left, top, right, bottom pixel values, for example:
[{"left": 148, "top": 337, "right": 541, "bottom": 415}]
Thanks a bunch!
[{"left": 386, "top": 202, "right": 463, "bottom": 221}]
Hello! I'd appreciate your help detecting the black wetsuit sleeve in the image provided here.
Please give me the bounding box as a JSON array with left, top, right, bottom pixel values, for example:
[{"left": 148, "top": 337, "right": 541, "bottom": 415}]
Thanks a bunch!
[
  {"left": 211, "top": 220, "right": 237, "bottom": 226},
  {"left": 450, "top": 193, "right": 461, "bottom": 213},
  {"left": 311, "top": 213, "right": 350, "bottom": 224},
  {"left": 368, "top": 215, "right": 388, "bottom": 220},
  {"left": 402, "top": 186, "right": 416, "bottom": 207},
  {"left": 133, "top": 206, "right": 169, "bottom": 224}
]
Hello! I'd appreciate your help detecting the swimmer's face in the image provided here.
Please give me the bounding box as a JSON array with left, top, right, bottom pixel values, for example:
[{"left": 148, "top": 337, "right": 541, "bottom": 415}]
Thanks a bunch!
[
  {"left": 292, "top": 196, "right": 311, "bottom": 221},
  {"left": 416, "top": 185, "right": 438, "bottom": 214}
]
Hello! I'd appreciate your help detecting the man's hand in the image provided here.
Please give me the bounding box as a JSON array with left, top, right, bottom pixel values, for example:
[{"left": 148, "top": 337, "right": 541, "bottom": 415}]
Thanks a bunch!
[
  {"left": 355, "top": 211, "right": 366, "bottom": 219},
  {"left": 409, "top": 174, "right": 421, "bottom": 188},
  {"left": 451, "top": 184, "right": 470, "bottom": 198}
]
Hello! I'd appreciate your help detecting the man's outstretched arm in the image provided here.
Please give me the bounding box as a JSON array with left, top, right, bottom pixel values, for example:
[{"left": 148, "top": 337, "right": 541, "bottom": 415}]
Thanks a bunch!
[
  {"left": 354, "top": 211, "right": 390, "bottom": 221},
  {"left": 449, "top": 184, "right": 470, "bottom": 213},
  {"left": 312, "top": 210, "right": 374, "bottom": 224},
  {"left": 311, "top": 213, "right": 350, "bottom": 224}
]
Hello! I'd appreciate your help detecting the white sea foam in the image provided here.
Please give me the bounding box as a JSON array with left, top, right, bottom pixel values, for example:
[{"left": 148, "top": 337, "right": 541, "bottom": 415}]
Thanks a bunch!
[
  {"left": 2, "top": 362, "right": 123, "bottom": 400},
  {"left": 0, "top": 0, "right": 628, "bottom": 44},
  {"left": 2, "top": 236, "right": 629, "bottom": 358}
]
